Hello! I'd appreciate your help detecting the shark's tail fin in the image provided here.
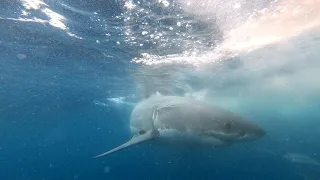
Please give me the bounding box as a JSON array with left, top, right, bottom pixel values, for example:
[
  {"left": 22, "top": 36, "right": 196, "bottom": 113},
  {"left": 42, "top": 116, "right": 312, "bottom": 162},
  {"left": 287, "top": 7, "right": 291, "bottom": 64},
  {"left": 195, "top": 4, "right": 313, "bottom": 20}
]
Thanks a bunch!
[{"left": 92, "top": 130, "right": 159, "bottom": 159}]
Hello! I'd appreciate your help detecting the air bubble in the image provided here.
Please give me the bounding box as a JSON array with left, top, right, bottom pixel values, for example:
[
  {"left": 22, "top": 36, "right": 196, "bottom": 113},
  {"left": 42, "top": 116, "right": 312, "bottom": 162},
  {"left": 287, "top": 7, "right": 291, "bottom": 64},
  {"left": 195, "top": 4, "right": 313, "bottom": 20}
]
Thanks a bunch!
[
  {"left": 104, "top": 166, "right": 111, "bottom": 173},
  {"left": 160, "top": 0, "right": 170, "bottom": 7}
]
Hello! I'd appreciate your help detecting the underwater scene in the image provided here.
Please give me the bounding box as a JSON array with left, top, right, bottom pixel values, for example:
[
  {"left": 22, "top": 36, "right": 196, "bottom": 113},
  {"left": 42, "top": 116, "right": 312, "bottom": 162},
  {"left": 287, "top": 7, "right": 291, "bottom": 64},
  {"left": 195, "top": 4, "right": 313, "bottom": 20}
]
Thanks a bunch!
[{"left": 1, "top": 0, "right": 320, "bottom": 179}]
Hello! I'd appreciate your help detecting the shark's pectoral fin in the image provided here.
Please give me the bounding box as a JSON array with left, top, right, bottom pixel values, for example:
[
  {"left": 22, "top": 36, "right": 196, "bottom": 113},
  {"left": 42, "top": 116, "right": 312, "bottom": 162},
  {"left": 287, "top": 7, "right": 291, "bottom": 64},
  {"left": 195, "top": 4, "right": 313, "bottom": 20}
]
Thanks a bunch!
[{"left": 93, "top": 130, "right": 159, "bottom": 159}]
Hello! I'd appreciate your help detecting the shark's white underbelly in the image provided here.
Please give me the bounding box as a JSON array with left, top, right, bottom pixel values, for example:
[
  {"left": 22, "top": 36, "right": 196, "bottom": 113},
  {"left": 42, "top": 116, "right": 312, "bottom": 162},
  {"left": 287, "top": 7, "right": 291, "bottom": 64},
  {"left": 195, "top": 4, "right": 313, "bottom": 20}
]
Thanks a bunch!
[{"left": 156, "top": 128, "right": 229, "bottom": 148}]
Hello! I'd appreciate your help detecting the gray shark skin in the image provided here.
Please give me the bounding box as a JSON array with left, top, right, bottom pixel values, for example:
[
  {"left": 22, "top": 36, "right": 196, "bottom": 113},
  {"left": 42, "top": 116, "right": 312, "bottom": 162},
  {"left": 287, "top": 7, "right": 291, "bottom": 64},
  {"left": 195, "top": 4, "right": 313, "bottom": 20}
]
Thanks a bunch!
[{"left": 93, "top": 93, "right": 266, "bottom": 159}]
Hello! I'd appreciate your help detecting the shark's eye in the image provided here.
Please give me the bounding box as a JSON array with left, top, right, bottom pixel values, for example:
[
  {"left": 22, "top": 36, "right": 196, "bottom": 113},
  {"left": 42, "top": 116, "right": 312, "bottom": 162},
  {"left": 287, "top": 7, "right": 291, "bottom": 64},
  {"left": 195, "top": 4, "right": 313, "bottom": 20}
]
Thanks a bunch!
[
  {"left": 139, "top": 130, "right": 146, "bottom": 135},
  {"left": 225, "top": 122, "right": 232, "bottom": 132}
]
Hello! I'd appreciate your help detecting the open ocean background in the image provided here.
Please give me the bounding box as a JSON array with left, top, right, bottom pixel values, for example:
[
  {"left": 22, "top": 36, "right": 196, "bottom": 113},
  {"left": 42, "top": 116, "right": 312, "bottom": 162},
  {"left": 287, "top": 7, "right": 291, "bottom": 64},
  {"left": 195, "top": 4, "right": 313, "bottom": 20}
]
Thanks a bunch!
[{"left": 1, "top": 0, "right": 320, "bottom": 179}]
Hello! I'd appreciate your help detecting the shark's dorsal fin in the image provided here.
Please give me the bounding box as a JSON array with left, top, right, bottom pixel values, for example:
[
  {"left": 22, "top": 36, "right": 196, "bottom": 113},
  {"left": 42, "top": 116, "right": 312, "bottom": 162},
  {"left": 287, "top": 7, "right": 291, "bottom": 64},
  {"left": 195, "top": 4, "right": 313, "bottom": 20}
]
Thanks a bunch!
[{"left": 155, "top": 91, "right": 162, "bottom": 96}]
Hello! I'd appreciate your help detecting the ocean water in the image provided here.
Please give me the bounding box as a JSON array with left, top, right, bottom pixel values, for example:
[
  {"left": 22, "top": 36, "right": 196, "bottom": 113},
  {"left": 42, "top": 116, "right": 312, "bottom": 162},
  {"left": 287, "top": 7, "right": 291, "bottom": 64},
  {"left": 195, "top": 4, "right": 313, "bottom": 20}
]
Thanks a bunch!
[{"left": 1, "top": 0, "right": 320, "bottom": 179}]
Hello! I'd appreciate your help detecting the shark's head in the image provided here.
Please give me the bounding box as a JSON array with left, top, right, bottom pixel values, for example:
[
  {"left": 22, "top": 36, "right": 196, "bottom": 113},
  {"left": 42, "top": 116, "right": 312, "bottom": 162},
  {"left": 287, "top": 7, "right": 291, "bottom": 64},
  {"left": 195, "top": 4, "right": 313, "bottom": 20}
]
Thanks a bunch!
[{"left": 220, "top": 118, "right": 266, "bottom": 142}]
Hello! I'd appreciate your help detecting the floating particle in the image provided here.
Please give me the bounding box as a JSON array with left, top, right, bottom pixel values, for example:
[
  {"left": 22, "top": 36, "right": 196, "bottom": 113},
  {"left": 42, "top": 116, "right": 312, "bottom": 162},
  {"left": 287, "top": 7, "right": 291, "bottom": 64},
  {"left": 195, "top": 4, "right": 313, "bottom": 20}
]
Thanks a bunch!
[
  {"left": 104, "top": 166, "right": 110, "bottom": 173},
  {"left": 17, "top": 53, "right": 27, "bottom": 60}
]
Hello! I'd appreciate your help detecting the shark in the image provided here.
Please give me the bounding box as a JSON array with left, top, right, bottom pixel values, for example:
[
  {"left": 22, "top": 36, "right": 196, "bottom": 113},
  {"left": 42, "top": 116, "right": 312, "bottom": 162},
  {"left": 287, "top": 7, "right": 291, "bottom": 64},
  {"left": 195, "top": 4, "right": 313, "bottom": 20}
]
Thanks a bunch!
[{"left": 93, "top": 93, "right": 266, "bottom": 159}]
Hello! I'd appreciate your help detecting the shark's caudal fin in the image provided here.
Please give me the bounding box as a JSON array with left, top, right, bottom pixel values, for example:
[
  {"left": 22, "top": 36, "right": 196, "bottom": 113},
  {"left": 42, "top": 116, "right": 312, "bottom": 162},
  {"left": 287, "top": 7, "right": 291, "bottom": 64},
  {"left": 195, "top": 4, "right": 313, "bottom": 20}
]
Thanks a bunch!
[{"left": 92, "top": 130, "right": 159, "bottom": 159}]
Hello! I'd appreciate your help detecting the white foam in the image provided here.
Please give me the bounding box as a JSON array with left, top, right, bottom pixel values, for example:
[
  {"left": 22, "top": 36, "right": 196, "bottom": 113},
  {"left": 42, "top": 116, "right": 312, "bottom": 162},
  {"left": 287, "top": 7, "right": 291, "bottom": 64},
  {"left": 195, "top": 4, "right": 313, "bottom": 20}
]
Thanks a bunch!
[{"left": 16, "top": 0, "right": 84, "bottom": 39}]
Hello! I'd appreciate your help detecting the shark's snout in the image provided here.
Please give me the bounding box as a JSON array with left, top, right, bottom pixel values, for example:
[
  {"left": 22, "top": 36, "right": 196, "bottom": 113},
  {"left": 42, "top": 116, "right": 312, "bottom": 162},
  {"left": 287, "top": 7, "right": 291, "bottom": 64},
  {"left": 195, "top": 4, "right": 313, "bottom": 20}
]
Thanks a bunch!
[
  {"left": 255, "top": 127, "right": 266, "bottom": 137},
  {"left": 240, "top": 125, "right": 266, "bottom": 141}
]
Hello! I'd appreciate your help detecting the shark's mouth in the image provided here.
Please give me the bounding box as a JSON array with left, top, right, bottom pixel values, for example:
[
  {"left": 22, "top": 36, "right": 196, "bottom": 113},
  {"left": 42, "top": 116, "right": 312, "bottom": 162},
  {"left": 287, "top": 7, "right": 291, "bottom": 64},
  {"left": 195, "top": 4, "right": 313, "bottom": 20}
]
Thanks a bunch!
[{"left": 208, "top": 131, "right": 246, "bottom": 142}]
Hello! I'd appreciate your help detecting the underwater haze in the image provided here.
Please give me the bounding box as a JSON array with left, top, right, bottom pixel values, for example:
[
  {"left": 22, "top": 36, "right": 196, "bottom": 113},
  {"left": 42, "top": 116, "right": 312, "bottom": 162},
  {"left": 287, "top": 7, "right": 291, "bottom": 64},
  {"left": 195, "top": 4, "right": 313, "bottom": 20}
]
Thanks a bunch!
[{"left": 1, "top": 0, "right": 320, "bottom": 179}]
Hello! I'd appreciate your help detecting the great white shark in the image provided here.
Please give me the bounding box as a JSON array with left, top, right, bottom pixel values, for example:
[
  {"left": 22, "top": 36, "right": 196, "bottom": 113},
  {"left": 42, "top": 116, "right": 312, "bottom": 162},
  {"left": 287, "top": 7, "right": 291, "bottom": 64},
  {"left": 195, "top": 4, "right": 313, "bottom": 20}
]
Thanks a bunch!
[{"left": 93, "top": 93, "right": 266, "bottom": 159}]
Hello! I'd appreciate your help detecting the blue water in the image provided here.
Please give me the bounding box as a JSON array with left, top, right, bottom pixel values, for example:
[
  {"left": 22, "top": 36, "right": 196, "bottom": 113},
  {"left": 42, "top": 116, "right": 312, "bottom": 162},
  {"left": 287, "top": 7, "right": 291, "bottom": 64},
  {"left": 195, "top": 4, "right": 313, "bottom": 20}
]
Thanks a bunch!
[{"left": 1, "top": 0, "right": 320, "bottom": 179}]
